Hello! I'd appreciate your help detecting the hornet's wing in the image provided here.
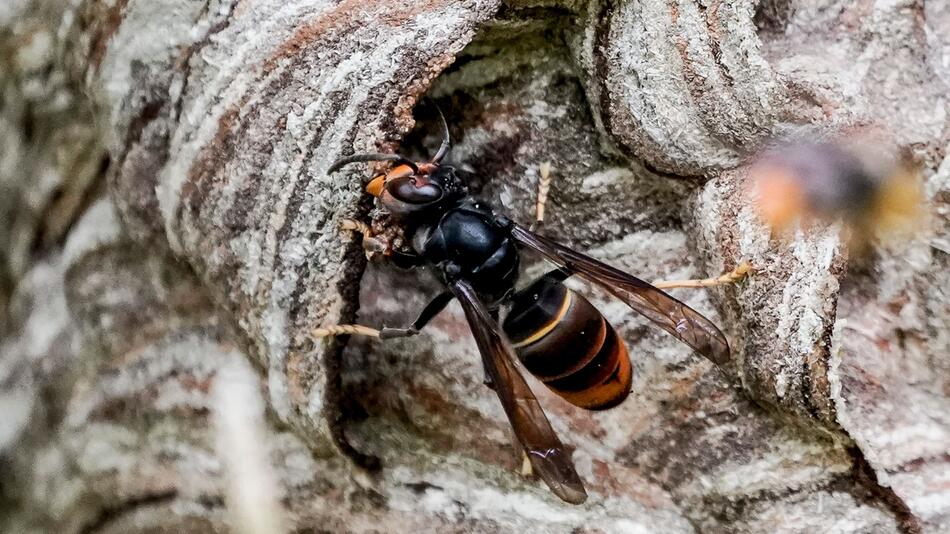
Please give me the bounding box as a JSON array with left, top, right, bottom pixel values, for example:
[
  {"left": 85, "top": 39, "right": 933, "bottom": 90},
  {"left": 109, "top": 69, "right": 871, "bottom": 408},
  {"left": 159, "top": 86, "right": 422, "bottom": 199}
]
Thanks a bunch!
[
  {"left": 450, "top": 279, "right": 587, "bottom": 504},
  {"left": 511, "top": 223, "right": 729, "bottom": 364}
]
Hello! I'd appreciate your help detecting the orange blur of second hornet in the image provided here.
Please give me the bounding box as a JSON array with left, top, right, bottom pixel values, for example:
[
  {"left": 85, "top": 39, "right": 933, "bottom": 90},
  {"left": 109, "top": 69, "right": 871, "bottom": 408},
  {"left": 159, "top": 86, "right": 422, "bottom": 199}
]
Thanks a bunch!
[{"left": 748, "top": 141, "right": 924, "bottom": 250}]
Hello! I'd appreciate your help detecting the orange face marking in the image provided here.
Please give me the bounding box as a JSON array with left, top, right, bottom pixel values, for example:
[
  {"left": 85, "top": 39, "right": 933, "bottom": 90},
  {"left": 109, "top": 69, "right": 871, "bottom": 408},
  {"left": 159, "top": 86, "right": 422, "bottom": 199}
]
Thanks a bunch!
[
  {"left": 366, "top": 164, "right": 420, "bottom": 197},
  {"left": 366, "top": 175, "right": 385, "bottom": 197},
  {"left": 387, "top": 164, "right": 416, "bottom": 179}
]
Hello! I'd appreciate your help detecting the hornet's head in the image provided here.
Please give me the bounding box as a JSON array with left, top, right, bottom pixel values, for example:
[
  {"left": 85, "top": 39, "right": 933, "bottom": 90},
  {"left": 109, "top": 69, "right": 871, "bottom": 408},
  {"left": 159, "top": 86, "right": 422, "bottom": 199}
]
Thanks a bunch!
[
  {"left": 327, "top": 103, "right": 466, "bottom": 221},
  {"left": 365, "top": 161, "right": 466, "bottom": 220}
]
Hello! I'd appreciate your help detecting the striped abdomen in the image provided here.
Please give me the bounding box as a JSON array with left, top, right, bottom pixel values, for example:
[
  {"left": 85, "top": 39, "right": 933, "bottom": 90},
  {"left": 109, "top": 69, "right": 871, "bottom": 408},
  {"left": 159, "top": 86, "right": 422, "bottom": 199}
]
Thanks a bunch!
[{"left": 501, "top": 276, "right": 632, "bottom": 410}]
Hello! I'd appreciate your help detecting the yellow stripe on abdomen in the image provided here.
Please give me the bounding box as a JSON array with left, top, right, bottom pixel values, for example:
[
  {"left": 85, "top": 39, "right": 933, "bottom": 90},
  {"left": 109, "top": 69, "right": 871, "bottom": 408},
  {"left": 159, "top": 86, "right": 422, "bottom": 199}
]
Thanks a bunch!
[{"left": 511, "top": 290, "right": 571, "bottom": 349}]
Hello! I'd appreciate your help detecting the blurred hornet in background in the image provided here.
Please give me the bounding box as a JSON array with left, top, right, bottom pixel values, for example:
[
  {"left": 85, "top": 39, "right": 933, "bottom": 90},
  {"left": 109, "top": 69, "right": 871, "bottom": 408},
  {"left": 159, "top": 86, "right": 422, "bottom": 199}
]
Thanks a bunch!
[
  {"left": 749, "top": 140, "right": 924, "bottom": 251},
  {"left": 317, "top": 106, "right": 749, "bottom": 504}
]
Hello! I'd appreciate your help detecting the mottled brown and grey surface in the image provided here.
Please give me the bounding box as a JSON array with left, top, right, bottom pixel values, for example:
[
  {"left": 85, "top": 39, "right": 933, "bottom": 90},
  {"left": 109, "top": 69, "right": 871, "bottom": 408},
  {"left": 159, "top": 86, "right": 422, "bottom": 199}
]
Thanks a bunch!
[{"left": 1, "top": 1, "right": 948, "bottom": 533}]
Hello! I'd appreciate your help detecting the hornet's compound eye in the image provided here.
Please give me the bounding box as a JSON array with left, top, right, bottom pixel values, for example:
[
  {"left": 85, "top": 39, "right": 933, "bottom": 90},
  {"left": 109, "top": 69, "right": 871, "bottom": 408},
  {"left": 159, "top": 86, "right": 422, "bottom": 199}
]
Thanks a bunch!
[{"left": 387, "top": 176, "right": 443, "bottom": 205}]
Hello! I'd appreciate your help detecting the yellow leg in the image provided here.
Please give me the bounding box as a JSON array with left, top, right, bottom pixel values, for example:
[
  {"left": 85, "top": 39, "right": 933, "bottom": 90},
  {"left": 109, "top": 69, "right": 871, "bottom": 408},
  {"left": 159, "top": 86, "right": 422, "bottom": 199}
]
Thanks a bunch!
[
  {"left": 341, "top": 219, "right": 386, "bottom": 258},
  {"left": 521, "top": 450, "right": 534, "bottom": 477},
  {"left": 535, "top": 162, "right": 552, "bottom": 226},
  {"left": 340, "top": 219, "right": 373, "bottom": 238},
  {"left": 311, "top": 324, "right": 382, "bottom": 339},
  {"left": 310, "top": 323, "right": 419, "bottom": 341},
  {"left": 315, "top": 225, "right": 378, "bottom": 342},
  {"left": 652, "top": 261, "right": 753, "bottom": 290}
]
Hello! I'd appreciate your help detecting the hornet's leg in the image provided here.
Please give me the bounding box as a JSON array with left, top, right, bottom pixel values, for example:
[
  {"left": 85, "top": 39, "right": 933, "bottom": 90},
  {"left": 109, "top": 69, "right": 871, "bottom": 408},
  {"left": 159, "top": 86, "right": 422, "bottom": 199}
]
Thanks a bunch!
[
  {"left": 340, "top": 219, "right": 425, "bottom": 267},
  {"left": 340, "top": 219, "right": 387, "bottom": 259},
  {"left": 310, "top": 291, "right": 454, "bottom": 341},
  {"left": 521, "top": 450, "right": 534, "bottom": 477},
  {"left": 340, "top": 219, "right": 373, "bottom": 236},
  {"left": 532, "top": 161, "right": 553, "bottom": 231},
  {"left": 651, "top": 261, "right": 753, "bottom": 290},
  {"left": 380, "top": 291, "right": 453, "bottom": 339}
]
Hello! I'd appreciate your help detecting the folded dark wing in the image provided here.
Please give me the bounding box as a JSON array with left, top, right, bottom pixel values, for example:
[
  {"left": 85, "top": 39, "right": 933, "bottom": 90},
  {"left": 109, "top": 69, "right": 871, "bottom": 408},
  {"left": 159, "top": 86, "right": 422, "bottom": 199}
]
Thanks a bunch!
[
  {"left": 510, "top": 224, "right": 729, "bottom": 365},
  {"left": 450, "top": 279, "right": 588, "bottom": 504}
]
